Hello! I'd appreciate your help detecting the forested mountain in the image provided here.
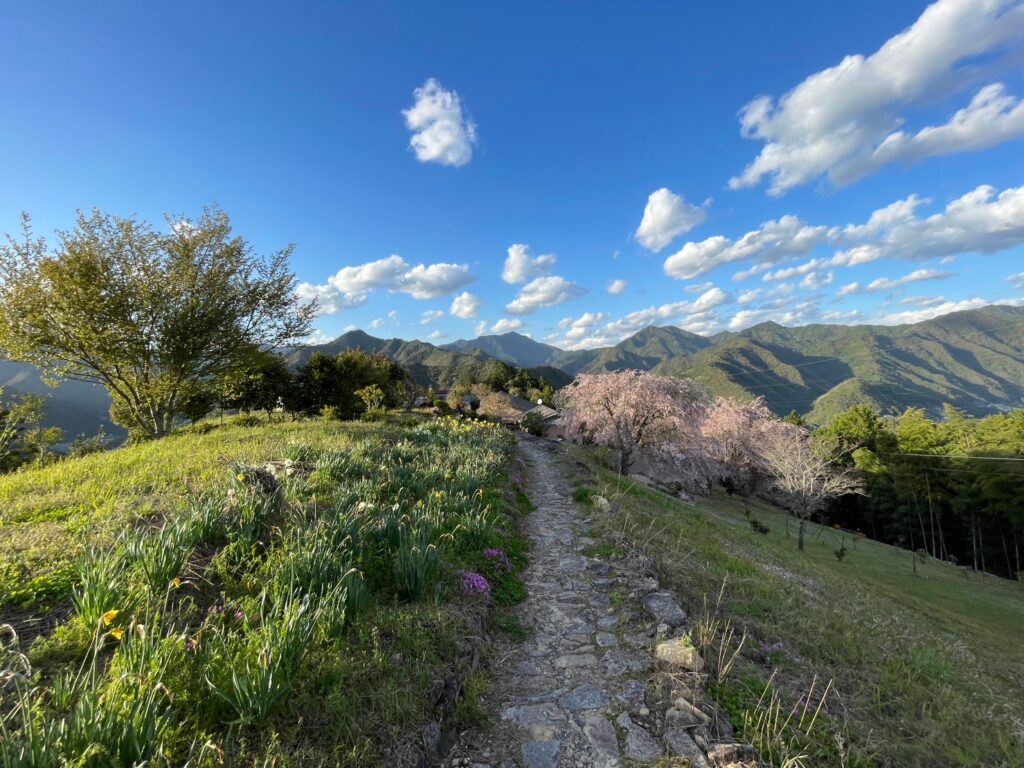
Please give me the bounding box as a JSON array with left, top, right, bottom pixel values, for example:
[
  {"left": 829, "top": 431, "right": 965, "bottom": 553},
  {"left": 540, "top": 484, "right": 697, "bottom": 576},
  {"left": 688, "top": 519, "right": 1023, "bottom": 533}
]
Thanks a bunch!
[
  {"left": 5, "top": 304, "right": 1023, "bottom": 437},
  {"left": 451, "top": 304, "right": 1024, "bottom": 423}
]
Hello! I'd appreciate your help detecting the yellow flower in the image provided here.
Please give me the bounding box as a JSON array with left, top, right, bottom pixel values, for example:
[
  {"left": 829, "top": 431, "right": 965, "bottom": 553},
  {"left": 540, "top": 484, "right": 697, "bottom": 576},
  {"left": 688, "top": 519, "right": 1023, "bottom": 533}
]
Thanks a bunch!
[
  {"left": 109, "top": 627, "right": 124, "bottom": 640},
  {"left": 236, "top": 473, "right": 246, "bottom": 482},
  {"left": 415, "top": 499, "right": 424, "bottom": 509},
  {"left": 171, "top": 577, "right": 182, "bottom": 589},
  {"left": 102, "top": 609, "right": 119, "bottom": 626}
]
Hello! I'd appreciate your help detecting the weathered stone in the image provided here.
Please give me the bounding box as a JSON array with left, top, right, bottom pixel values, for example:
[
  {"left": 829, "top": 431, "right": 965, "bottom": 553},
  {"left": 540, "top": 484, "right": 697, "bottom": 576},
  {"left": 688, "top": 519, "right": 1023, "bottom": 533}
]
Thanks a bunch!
[
  {"left": 671, "top": 697, "right": 712, "bottom": 725},
  {"left": 582, "top": 712, "right": 621, "bottom": 768},
  {"left": 707, "top": 743, "right": 760, "bottom": 766},
  {"left": 616, "top": 678, "right": 647, "bottom": 709},
  {"left": 642, "top": 591, "right": 687, "bottom": 628},
  {"left": 558, "top": 686, "right": 608, "bottom": 711},
  {"left": 656, "top": 637, "right": 705, "bottom": 672},
  {"left": 595, "top": 632, "right": 617, "bottom": 647},
  {"left": 554, "top": 653, "right": 598, "bottom": 668},
  {"left": 603, "top": 649, "right": 652, "bottom": 676},
  {"left": 522, "top": 739, "right": 560, "bottom": 768},
  {"left": 665, "top": 729, "right": 712, "bottom": 767},
  {"left": 617, "top": 714, "right": 663, "bottom": 763}
]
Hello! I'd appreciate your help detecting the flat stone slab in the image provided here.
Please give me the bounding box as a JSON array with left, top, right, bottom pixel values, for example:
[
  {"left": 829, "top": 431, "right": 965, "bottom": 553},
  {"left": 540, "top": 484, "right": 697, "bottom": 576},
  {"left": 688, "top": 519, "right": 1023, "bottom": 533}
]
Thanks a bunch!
[
  {"left": 642, "top": 590, "right": 687, "bottom": 628},
  {"left": 558, "top": 686, "right": 608, "bottom": 711},
  {"left": 522, "top": 739, "right": 560, "bottom": 768},
  {"left": 603, "top": 649, "right": 652, "bottom": 676},
  {"left": 583, "top": 712, "right": 622, "bottom": 768}
]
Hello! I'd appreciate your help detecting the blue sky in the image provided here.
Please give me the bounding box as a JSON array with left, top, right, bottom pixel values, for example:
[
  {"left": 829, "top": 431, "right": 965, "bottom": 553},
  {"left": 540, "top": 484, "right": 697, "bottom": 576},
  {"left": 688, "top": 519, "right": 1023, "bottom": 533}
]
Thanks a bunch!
[{"left": 2, "top": 0, "right": 1023, "bottom": 349}]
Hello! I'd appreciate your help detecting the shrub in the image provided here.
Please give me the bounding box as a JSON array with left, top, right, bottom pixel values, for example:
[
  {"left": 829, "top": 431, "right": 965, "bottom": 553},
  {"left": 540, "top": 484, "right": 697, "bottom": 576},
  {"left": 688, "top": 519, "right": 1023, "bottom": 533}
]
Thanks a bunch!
[{"left": 521, "top": 411, "right": 548, "bottom": 436}]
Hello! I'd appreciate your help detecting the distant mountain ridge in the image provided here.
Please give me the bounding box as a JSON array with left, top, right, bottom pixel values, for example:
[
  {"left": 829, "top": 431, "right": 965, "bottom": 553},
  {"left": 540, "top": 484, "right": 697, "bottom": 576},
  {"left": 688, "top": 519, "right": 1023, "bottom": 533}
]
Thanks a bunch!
[{"left": 4, "top": 304, "right": 1023, "bottom": 437}]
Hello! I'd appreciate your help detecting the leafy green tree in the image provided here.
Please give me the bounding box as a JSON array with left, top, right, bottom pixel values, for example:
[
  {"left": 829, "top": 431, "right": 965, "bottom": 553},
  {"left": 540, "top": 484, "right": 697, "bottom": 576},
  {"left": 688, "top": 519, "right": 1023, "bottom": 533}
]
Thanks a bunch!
[
  {"left": 295, "top": 350, "right": 406, "bottom": 418},
  {"left": 219, "top": 349, "right": 293, "bottom": 417},
  {"left": 0, "top": 207, "right": 314, "bottom": 439},
  {"left": 355, "top": 384, "right": 385, "bottom": 412},
  {"left": 0, "top": 388, "right": 49, "bottom": 470}
]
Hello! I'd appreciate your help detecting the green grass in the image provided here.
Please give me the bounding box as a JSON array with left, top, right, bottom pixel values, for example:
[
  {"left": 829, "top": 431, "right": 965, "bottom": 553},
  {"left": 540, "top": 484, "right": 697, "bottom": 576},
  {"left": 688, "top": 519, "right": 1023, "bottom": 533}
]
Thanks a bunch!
[
  {"left": 0, "top": 413, "right": 527, "bottom": 766},
  {"left": 569, "top": 446, "right": 1024, "bottom": 768}
]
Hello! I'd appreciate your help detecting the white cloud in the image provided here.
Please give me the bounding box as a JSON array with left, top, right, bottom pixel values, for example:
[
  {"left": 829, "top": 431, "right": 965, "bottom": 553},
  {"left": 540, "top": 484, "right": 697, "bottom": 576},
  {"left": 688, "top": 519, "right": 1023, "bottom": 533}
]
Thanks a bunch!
[
  {"left": 302, "top": 255, "right": 473, "bottom": 315},
  {"left": 737, "top": 288, "right": 761, "bottom": 304},
  {"left": 501, "top": 243, "right": 556, "bottom": 284},
  {"left": 387, "top": 310, "right": 399, "bottom": 321},
  {"left": 670, "top": 183, "right": 1024, "bottom": 284},
  {"left": 684, "top": 281, "right": 716, "bottom": 294},
  {"left": 729, "top": 0, "right": 1024, "bottom": 194},
  {"left": 870, "top": 297, "right": 1023, "bottom": 325},
  {"left": 837, "top": 282, "right": 861, "bottom": 297},
  {"left": 635, "top": 188, "right": 707, "bottom": 252},
  {"left": 402, "top": 78, "right": 477, "bottom": 167},
  {"left": 800, "top": 271, "right": 834, "bottom": 290},
  {"left": 449, "top": 291, "right": 481, "bottom": 318},
  {"left": 491, "top": 318, "right": 524, "bottom": 333},
  {"left": 558, "top": 312, "right": 609, "bottom": 343},
  {"left": 302, "top": 328, "right": 334, "bottom": 345},
  {"left": 420, "top": 309, "right": 445, "bottom": 325},
  {"left": 1007, "top": 272, "right": 1024, "bottom": 289},
  {"left": 871, "top": 84, "right": 1024, "bottom": 168},
  {"left": 473, "top": 320, "right": 487, "bottom": 337},
  {"left": 574, "top": 287, "right": 730, "bottom": 346},
  {"left": 369, "top": 318, "right": 385, "bottom": 329},
  {"left": 426, "top": 330, "right": 445, "bottom": 340},
  {"left": 505, "top": 275, "right": 585, "bottom": 314},
  {"left": 665, "top": 216, "right": 832, "bottom": 280},
  {"left": 606, "top": 279, "right": 627, "bottom": 295}
]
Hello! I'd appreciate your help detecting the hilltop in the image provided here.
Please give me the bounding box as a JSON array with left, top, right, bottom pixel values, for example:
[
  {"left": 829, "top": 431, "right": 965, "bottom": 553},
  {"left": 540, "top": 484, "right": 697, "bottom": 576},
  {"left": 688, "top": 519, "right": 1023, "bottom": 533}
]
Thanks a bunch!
[{"left": 5, "top": 304, "right": 1024, "bottom": 437}]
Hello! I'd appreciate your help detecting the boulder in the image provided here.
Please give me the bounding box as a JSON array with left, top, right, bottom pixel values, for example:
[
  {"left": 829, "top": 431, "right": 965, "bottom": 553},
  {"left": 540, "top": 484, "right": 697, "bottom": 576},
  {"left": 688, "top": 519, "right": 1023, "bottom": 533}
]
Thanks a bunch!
[
  {"left": 642, "top": 591, "right": 687, "bottom": 628},
  {"left": 655, "top": 637, "right": 705, "bottom": 673}
]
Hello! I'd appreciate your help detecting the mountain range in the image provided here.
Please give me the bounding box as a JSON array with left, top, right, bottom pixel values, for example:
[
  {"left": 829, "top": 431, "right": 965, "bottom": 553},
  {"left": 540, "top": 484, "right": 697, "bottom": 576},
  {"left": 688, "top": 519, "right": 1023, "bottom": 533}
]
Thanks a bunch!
[{"left": 4, "top": 304, "right": 1023, "bottom": 438}]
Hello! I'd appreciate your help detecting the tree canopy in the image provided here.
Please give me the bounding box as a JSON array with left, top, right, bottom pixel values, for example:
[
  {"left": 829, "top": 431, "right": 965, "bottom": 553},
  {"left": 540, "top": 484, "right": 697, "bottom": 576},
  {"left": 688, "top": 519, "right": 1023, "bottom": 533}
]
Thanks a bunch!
[{"left": 0, "top": 207, "right": 314, "bottom": 438}]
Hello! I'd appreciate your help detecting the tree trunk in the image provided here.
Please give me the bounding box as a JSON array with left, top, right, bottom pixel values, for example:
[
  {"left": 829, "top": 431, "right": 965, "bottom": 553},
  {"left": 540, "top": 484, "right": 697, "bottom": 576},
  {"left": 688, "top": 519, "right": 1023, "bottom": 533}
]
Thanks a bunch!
[
  {"left": 798, "top": 518, "right": 806, "bottom": 552},
  {"left": 971, "top": 512, "right": 978, "bottom": 572}
]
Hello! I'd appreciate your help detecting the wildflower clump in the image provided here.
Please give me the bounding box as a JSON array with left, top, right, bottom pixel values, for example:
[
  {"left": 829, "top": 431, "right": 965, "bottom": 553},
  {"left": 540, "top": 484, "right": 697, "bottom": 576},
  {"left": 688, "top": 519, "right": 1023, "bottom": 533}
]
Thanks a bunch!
[{"left": 458, "top": 570, "right": 490, "bottom": 595}]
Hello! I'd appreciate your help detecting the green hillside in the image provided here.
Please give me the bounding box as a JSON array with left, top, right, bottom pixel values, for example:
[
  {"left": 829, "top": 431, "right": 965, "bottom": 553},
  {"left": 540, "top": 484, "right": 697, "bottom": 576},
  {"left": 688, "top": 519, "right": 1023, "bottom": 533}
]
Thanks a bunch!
[
  {"left": 569, "top": 444, "right": 1024, "bottom": 767},
  {"left": 0, "top": 414, "right": 526, "bottom": 765}
]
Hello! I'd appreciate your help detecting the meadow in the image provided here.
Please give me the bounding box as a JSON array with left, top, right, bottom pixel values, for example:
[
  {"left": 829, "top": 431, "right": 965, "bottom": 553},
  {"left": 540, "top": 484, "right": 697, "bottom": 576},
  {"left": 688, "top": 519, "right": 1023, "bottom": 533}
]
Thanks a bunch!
[
  {"left": 0, "top": 414, "right": 527, "bottom": 766},
  {"left": 569, "top": 446, "right": 1024, "bottom": 768}
]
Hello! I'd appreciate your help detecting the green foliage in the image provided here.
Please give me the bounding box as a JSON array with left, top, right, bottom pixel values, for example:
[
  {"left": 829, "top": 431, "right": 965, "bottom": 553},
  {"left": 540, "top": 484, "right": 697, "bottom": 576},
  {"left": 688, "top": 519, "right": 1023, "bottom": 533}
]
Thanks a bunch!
[
  {"left": 296, "top": 350, "right": 405, "bottom": 419},
  {"left": 0, "top": 207, "right": 314, "bottom": 439},
  {"left": 521, "top": 410, "right": 548, "bottom": 436},
  {"left": 0, "top": 415, "right": 521, "bottom": 764}
]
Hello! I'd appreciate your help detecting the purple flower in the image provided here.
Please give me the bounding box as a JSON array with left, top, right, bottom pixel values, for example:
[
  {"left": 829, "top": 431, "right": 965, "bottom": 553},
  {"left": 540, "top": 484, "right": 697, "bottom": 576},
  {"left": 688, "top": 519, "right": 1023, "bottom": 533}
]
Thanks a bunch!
[
  {"left": 483, "top": 548, "right": 511, "bottom": 570},
  {"left": 458, "top": 570, "right": 490, "bottom": 595}
]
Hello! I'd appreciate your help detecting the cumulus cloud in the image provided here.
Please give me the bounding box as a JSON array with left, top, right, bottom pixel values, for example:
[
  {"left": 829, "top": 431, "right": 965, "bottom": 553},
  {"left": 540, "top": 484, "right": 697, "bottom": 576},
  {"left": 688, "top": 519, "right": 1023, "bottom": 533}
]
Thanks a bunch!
[
  {"left": 1007, "top": 272, "right": 1024, "bottom": 289},
  {"left": 426, "top": 330, "right": 445, "bottom": 340},
  {"left": 420, "top": 310, "right": 445, "bottom": 325},
  {"left": 449, "top": 291, "right": 481, "bottom": 318},
  {"left": 505, "top": 276, "right": 585, "bottom": 314},
  {"left": 402, "top": 78, "right": 477, "bottom": 167},
  {"left": 635, "top": 188, "right": 707, "bottom": 252},
  {"left": 299, "top": 255, "right": 473, "bottom": 315},
  {"left": 737, "top": 288, "right": 761, "bottom": 304},
  {"left": 665, "top": 216, "right": 832, "bottom": 280},
  {"left": 502, "top": 244, "right": 557, "bottom": 284},
  {"left": 606, "top": 279, "right": 628, "bottom": 295},
  {"left": 369, "top": 318, "right": 385, "bottom": 329},
  {"left": 800, "top": 271, "right": 834, "bottom": 290},
  {"left": 554, "top": 287, "right": 731, "bottom": 349},
  {"left": 473, "top": 320, "right": 487, "bottom": 337},
  {"left": 729, "top": 0, "right": 1024, "bottom": 195},
  {"left": 870, "top": 297, "right": 1023, "bottom": 325},
  {"left": 669, "top": 183, "right": 1024, "bottom": 284},
  {"left": 491, "top": 318, "right": 524, "bottom": 333}
]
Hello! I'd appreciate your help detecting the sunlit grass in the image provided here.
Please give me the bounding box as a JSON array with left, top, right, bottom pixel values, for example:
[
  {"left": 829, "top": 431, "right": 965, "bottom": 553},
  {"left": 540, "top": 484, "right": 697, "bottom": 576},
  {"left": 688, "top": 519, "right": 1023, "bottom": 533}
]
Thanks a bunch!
[{"left": 571, "top": 445, "right": 1024, "bottom": 768}]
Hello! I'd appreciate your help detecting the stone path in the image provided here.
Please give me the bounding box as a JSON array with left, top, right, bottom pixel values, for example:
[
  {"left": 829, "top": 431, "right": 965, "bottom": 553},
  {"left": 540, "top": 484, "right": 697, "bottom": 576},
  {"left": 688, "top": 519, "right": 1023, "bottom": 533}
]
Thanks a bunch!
[{"left": 447, "top": 436, "right": 751, "bottom": 768}]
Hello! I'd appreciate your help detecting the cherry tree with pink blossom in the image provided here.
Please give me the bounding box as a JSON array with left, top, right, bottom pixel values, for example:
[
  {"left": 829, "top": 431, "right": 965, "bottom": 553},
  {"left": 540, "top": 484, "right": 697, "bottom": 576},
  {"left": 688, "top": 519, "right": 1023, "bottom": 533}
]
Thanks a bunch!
[
  {"left": 701, "top": 396, "right": 777, "bottom": 500},
  {"left": 557, "top": 370, "right": 707, "bottom": 477}
]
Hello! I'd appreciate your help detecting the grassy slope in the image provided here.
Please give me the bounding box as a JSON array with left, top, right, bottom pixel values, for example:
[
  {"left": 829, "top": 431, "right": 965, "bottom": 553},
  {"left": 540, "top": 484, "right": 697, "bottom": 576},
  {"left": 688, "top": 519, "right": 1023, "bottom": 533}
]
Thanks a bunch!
[
  {"left": 0, "top": 414, "right": 528, "bottom": 766},
  {"left": 568, "top": 446, "right": 1024, "bottom": 768},
  {"left": 1, "top": 419, "right": 383, "bottom": 608}
]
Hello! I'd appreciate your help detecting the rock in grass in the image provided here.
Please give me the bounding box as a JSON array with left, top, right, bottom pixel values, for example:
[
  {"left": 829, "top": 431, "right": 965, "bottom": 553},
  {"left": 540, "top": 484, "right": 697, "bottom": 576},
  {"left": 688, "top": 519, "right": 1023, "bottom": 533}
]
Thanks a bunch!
[
  {"left": 655, "top": 636, "right": 704, "bottom": 672},
  {"left": 665, "top": 728, "right": 712, "bottom": 767},
  {"left": 642, "top": 590, "right": 686, "bottom": 628}
]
